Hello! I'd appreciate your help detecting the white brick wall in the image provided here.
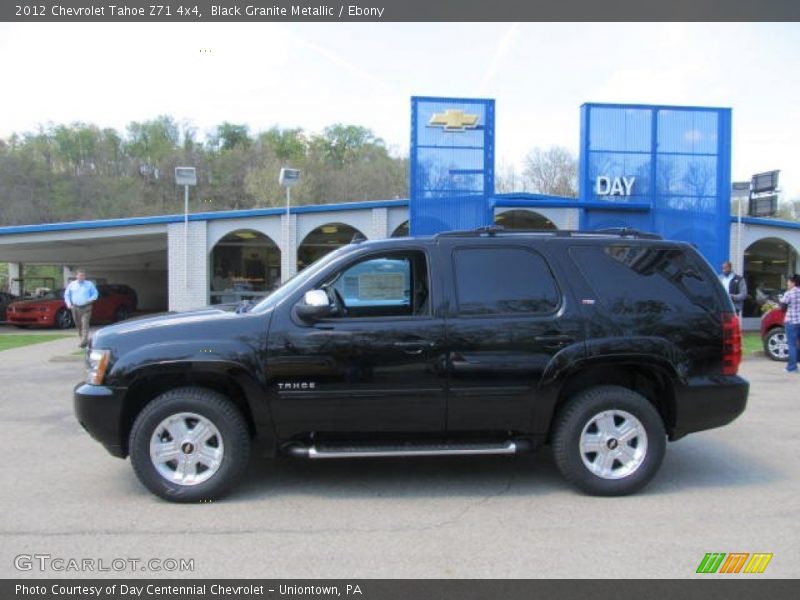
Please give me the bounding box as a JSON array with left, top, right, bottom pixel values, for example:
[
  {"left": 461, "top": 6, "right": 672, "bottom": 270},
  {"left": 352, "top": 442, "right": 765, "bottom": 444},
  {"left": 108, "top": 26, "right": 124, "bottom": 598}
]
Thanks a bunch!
[
  {"left": 565, "top": 208, "right": 581, "bottom": 231},
  {"left": 370, "top": 207, "right": 389, "bottom": 239},
  {"left": 280, "top": 213, "right": 298, "bottom": 283},
  {"left": 168, "top": 221, "right": 208, "bottom": 311},
  {"left": 730, "top": 221, "right": 745, "bottom": 273},
  {"left": 6, "top": 263, "right": 21, "bottom": 295}
]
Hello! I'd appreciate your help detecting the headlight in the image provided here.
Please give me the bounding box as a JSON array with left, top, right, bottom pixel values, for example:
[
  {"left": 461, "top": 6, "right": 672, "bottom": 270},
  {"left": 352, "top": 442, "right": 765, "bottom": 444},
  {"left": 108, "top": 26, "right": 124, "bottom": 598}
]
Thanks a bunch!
[{"left": 86, "top": 349, "right": 111, "bottom": 385}]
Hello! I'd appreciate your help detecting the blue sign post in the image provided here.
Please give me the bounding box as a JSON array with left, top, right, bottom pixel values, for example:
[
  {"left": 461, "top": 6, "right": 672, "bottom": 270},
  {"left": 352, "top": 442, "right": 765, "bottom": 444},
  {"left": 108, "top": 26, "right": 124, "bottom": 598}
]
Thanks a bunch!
[
  {"left": 409, "top": 97, "right": 495, "bottom": 235},
  {"left": 580, "top": 103, "right": 732, "bottom": 269}
]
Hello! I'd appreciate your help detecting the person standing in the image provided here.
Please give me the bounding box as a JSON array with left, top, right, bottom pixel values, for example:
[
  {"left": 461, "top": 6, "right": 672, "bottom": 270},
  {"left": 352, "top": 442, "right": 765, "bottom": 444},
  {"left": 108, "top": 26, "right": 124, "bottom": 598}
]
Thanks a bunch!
[
  {"left": 780, "top": 274, "right": 800, "bottom": 373},
  {"left": 64, "top": 269, "right": 99, "bottom": 348},
  {"left": 719, "top": 261, "right": 748, "bottom": 317}
]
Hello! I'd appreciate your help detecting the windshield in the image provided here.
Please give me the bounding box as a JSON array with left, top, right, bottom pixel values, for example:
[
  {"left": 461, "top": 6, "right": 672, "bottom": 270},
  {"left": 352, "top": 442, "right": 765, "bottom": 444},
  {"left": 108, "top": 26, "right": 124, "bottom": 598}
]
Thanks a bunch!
[{"left": 250, "top": 245, "right": 353, "bottom": 313}]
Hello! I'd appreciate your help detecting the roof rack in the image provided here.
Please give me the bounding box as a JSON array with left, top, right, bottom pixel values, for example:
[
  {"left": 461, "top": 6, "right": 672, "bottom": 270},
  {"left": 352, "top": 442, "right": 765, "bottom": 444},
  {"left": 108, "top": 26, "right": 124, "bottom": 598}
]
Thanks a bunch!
[{"left": 435, "top": 225, "right": 662, "bottom": 240}]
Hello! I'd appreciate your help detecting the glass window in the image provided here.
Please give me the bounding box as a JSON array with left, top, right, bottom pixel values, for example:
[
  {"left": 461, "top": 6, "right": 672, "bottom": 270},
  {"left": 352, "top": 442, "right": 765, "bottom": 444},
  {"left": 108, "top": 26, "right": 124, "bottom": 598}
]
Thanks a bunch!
[
  {"left": 570, "top": 245, "right": 717, "bottom": 313},
  {"left": 329, "top": 251, "right": 429, "bottom": 318},
  {"left": 588, "top": 107, "right": 652, "bottom": 152},
  {"left": 453, "top": 247, "right": 560, "bottom": 316}
]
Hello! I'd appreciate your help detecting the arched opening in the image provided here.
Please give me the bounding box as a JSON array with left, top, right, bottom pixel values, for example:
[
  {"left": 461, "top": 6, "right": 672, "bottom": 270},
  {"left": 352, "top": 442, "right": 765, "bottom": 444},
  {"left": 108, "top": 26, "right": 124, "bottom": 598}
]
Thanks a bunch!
[
  {"left": 210, "top": 229, "right": 281, "bottom": 304},
  {"left": 743, "top": 237, "right": 799, "bottom": 317},
  {"left": 391, "top": 221, "right": 409, "bottom": 237},
  {"left": 495, "top": 209, "right": 557, "bottom": 230},
  {"left": 298, "top": 223, "right": 366, "bottom": 271}
]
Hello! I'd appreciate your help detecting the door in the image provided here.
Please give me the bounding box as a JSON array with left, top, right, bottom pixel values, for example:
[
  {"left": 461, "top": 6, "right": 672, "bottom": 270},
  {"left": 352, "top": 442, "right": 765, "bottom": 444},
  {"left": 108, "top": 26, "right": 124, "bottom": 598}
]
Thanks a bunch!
[
  {"left": 266, "top": 248, "right": 447, "bottom": 438},
  {"left": 441, "top": 242, "right": 583, "bottom": 433}
]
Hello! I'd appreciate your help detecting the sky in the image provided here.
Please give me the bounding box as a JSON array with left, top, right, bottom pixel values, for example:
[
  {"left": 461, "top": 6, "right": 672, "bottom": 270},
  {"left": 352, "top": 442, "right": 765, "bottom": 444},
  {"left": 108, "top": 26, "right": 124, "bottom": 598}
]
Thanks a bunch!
[{"left": 1, "top": 22, "right": 799, "bottom": 199}]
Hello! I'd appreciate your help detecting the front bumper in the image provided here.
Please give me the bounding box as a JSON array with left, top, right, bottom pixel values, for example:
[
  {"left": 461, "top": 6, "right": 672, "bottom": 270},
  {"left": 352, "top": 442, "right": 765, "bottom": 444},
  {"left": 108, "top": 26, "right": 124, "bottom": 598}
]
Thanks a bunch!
[
  {"left": 74, "top": 383, "right": 128, "bottom": 458},
  {"left": 7, "top": 313, "right": 55, "bottom": 326},
  {"left": 671, "top": 375, "right": 749, "bottom": 440}
]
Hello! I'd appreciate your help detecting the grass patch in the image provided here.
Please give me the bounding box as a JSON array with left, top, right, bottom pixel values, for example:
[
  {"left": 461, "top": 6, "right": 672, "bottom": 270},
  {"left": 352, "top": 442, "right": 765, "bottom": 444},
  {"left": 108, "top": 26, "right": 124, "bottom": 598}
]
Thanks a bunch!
[
  {"left": 0, "top": 334, "right": 72, "bottom": 352},
  {"left": 742, "top": 332, "right": 762, "bottom": 355}
]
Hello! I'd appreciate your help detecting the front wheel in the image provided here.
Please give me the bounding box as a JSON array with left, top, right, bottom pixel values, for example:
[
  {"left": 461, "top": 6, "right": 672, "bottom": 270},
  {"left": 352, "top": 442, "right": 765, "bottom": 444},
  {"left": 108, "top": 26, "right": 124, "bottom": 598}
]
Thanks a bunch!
[
  {"left": 55, "top": 308, "right": 74, "bottom": 329},
  {"left": 552, "top": 385, "right": 666, "bottom": 496},
  {"left": 129, "top": 387, "right": 251, "bottom": 502},
  {"left": 764, "top": 327, "right": 788, "bottom": 361}
]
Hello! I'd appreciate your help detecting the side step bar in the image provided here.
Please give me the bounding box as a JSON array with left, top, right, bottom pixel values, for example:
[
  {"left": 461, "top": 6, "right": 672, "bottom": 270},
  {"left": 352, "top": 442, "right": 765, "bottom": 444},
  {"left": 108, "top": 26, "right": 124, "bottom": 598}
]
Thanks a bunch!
[{"left": 284, "top": 440, "right": 521, "bottom": 459}]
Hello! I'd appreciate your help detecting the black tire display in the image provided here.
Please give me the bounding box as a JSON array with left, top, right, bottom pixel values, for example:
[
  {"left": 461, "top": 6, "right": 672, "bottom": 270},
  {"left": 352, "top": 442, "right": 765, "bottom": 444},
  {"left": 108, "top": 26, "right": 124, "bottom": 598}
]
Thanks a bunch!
[
  {"left": 763, "top": 327, "right": 788, "bottom": 362},
  {"left": 129, "top": 387, "right": 250, "bottom": 502},
  {"left": 552, "top": 385, "right": 666, "bottom": 496}
]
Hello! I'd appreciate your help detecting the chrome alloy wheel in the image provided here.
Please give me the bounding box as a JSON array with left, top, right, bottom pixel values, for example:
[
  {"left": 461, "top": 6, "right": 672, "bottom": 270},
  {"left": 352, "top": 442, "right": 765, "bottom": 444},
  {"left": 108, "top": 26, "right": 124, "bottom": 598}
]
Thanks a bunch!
[
  {"left": 579, "top": 409, "right": 648, "bottom": 480},
  {"left": 149, "top": 412, "right": 224, "bottom": 486},
  {"left": 767, "top": 331, "right": 788, "bottom": 360}
]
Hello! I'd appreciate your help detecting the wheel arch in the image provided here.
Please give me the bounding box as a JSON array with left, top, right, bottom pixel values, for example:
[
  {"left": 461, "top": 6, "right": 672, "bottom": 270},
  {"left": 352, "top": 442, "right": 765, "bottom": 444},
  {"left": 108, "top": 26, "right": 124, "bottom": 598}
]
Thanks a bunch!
[
  {"left": 543, "top": 361, "right": 676, "bottom": 441},
  {"left": 119, "top": 365, "right": 275, "bottom": 457}
]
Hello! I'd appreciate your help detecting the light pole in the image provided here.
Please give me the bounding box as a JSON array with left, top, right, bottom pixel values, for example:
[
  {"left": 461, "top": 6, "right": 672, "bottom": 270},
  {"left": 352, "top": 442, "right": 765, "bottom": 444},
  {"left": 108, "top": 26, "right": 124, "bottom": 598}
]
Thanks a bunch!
[
  {"left": 279, "top": 167, "right": 301, "bottom": 217},
  {"left": 175, "top": 167, "right": 197, "bottom": 290}
]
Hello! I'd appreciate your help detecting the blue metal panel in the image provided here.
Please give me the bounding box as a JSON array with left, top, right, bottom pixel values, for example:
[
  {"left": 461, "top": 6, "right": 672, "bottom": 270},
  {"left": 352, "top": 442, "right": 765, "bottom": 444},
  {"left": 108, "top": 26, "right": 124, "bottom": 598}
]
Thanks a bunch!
[
  {"left": 580, "top": 103, "right": 732, "bottom": 267},
  {"left": 410, "top": 96, "right": 495, "bottom": 235}
]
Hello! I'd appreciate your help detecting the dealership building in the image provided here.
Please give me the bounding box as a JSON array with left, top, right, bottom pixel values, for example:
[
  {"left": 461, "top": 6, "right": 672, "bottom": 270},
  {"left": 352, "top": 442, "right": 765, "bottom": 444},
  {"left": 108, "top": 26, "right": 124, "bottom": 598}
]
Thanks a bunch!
[{"left": 1, "top": 99, "right": 798, "bottom": 324}]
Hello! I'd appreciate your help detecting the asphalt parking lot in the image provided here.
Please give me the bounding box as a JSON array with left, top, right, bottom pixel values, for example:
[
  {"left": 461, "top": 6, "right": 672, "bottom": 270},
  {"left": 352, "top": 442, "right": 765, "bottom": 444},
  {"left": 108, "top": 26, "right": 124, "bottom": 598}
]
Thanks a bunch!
[{"left": 0, "top": 327, "right": 798, "bottom": 579}]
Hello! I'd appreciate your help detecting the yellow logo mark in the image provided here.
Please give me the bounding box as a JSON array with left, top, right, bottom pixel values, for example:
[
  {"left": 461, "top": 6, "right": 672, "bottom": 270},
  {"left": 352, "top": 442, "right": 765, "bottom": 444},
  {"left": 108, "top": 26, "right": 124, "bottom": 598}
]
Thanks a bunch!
[
  {"left": 744, "top": 553, "right": 773, "bottom": 574},
  {"left": 428, "top": 109, "right": 479, "bottom": 132}
]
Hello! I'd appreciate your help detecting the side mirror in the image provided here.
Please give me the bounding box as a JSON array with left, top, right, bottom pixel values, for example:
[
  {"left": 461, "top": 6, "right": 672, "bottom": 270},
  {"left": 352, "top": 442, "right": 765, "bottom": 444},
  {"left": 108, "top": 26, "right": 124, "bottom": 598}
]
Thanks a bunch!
[{"left": 295, "top": 289, "right": 333, "bottom": 323}]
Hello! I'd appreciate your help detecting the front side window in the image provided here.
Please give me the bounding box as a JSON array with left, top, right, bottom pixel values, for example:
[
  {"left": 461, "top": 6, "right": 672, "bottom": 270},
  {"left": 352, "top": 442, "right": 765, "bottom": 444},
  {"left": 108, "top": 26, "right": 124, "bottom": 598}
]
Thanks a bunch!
[
  {"left": 327, "top": 251, "right": 429, "bottom": 318},
  {"left": 453, "top": 247, "right": 560, "bottom": 316}
]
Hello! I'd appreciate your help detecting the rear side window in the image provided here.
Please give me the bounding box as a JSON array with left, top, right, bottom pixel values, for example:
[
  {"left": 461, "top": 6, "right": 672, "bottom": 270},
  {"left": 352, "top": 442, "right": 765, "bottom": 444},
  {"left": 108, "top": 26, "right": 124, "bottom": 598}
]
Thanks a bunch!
[
  {"left": 570, "top": 244, "right": 717, "bottom": 313},
  {"left": 453, "top": 247, "right": 560, "bottom": 316}
]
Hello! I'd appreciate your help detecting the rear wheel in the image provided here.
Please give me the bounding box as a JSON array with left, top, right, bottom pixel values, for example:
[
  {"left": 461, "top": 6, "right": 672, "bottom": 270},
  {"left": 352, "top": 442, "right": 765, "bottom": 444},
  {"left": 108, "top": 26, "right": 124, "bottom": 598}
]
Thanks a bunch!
[
  {"left": 553, "top": 385, "right": 666, "bottom": 496},
  {"left": 114, "top": 305, "right": 131, "bottom": 322},
  {"left": 129, "top": 387, "right": 251, "bottom": 502},
  {"left": 764, "top": 327, "right": 788, "bottom": 361},
  {"left": 55, "top": 308, "right": 74, "bottom": 329}
]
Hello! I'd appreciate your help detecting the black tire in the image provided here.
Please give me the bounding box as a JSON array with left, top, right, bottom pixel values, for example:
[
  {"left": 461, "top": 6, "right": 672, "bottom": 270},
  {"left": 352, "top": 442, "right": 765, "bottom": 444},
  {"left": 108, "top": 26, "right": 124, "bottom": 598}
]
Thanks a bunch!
[
  {"left": 129, "top": 387, "right": 250, "bottom": 502},
  {"left": 763, "top": 327, "right": 788, "bottom": 362},
  {"left": 55, "top": 308, "right": 74, "bottom": 329},
  {"left": 114, "top": 305, "right": 131, "bottom": 322},
  {"left": 552, "top": 385, "right": 666, "bottom": 496}
]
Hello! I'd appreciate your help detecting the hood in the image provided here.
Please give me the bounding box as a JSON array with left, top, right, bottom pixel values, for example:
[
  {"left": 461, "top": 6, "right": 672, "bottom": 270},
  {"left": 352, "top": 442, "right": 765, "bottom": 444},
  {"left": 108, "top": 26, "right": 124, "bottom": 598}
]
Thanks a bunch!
[
  {"left": 92, "top": 305, "right": 272, "bottom": 354},
  {"left": 100, "top": 306, "right": 231, "bottom": 333},
  {"left": 8, "top": 296, "right": 63, "bottom": 308}
]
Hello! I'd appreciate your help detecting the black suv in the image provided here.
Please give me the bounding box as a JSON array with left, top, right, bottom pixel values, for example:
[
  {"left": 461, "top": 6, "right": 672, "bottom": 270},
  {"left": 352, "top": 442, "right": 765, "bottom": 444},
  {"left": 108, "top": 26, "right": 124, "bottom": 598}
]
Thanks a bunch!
[{"left": 74, "top": 228, "right": 748, "bottom": 502}]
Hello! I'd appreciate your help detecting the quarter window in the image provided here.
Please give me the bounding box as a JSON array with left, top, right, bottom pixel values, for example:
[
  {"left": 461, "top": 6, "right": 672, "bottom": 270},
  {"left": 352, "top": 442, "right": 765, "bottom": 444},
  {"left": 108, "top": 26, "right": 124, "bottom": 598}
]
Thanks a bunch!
[{"left": 453, "top": 247, "right": 560, "bottom": 316}]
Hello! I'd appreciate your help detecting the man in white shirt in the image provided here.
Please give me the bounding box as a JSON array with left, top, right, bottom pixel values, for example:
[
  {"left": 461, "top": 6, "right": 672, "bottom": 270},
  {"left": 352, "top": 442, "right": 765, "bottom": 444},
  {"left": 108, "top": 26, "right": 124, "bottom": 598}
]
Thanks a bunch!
[{"left": 64, "top": 269, "right": 99, "bottom": 348}]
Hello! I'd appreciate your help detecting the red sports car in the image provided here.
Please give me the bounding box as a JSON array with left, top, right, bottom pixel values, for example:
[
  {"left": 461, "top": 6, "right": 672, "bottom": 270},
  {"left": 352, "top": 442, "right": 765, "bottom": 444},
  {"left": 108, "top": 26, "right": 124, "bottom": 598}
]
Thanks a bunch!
[
  {"left": 761, "top": 307, "right": 788, "bottom": 362},
  {"left": 5, "top": 285, "right": 137, "bottom": 329}
]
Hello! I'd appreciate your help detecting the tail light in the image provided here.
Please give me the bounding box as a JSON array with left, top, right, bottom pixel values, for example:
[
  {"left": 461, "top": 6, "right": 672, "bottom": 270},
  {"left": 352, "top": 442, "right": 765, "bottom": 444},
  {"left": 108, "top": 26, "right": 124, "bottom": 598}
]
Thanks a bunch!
[{"left": 721, "top": 312, "right": 742, "bottom": 375}]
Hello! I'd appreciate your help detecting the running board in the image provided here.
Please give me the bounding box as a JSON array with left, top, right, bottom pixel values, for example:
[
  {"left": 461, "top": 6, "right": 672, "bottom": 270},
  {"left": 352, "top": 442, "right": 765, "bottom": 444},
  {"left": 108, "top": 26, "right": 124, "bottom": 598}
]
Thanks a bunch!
[{"left": 284, "top": 440, "right": 519, "bottom": 459}]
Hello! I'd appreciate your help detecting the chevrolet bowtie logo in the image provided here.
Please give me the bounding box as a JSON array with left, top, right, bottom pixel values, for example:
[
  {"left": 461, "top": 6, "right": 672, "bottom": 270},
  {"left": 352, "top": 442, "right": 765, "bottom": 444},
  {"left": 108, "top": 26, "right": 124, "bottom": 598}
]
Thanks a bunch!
[{"left": 428, "top": 109, "right": 480, "bottom": 132}]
